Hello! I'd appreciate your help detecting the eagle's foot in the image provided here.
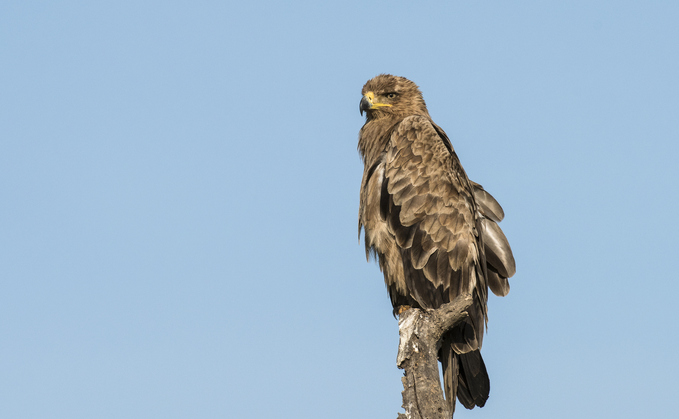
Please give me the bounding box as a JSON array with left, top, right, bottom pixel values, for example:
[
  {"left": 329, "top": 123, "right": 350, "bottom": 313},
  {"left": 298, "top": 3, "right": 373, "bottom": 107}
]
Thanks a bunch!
[{"left": 394, "top": 305, "right": 412, "bottom": 317}]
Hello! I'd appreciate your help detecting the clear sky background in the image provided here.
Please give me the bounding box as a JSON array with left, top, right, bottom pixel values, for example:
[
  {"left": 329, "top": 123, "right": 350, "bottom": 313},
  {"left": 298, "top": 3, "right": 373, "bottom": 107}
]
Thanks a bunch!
[{"left": 2, "top": 1, "right": 678, "bottom": 418}]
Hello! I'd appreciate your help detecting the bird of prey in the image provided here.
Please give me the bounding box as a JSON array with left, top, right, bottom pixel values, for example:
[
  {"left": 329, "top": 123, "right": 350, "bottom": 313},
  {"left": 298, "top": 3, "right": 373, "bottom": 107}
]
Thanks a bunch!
[{"left": 357, "top": 74, "right": 515, "bottom": 414}]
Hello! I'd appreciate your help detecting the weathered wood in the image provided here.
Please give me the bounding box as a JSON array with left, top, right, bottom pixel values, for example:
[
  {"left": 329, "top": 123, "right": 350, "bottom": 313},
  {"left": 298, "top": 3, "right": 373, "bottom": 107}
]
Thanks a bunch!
[{"left": 396, "top": 294, "right": 473, "bottom": 419}]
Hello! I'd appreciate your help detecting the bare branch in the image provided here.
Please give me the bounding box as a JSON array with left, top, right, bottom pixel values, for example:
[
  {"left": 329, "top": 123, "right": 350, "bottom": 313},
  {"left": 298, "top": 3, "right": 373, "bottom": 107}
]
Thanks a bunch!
[{"left": 396, "top": 294, "right": 473, "bottom": 419}]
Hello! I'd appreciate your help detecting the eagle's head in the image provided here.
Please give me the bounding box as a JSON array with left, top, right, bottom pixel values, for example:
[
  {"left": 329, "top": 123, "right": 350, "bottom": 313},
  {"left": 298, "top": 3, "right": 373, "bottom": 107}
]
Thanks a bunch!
[{"left": 360, "top": 74, "right": 429, "bottom": 120}]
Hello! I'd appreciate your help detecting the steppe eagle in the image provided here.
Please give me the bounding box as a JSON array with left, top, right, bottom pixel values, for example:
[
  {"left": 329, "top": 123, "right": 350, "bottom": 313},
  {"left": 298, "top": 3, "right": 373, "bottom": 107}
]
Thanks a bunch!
[{"left": 357, "top": 74, "right": 515, "bottom": 414}]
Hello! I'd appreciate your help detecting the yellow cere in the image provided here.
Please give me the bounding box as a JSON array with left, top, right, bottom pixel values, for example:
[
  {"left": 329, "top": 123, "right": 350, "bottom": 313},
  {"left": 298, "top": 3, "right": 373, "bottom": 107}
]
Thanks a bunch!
[{"left": 364, "top": 91, "right": 392, "bottom": 109}]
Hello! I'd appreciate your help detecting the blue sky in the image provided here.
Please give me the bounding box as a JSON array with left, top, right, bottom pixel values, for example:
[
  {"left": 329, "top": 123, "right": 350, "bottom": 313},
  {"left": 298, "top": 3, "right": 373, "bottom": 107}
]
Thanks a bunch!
[{"left": 2, "top": 1, "right": 678, "bottom": 418}]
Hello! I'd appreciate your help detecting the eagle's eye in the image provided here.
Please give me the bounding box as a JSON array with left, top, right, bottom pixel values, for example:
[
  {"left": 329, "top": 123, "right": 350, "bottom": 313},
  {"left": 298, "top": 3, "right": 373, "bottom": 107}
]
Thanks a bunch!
[{"left": 387, "top": 93, "right": 396, "bottom": 99}]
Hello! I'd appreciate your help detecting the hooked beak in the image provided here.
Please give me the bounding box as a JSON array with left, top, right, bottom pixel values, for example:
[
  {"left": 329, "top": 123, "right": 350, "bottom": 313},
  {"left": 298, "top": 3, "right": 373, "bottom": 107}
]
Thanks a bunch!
[
  {"left": 359, "top": 91, "right": 391, "bottom": 116},
  {"left": 359, "top": 95, "right": 372, "bottom": 116}
]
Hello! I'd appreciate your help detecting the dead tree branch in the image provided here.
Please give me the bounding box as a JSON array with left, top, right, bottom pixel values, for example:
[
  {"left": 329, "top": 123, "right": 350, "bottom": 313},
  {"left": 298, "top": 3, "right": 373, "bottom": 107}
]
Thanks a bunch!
[{"left": 396, "top": 294, "right": 473, "bottom": 419}]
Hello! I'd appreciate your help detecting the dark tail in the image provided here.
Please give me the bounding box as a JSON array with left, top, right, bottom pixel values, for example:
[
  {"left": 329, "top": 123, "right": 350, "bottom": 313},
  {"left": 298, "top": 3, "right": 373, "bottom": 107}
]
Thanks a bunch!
[{"left": 441, "top": 341, "right": 490, "bottom": 415}]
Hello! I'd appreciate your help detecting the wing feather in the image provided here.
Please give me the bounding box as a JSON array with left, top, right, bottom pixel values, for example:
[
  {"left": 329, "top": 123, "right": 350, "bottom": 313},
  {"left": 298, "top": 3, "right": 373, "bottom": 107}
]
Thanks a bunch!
[
  {"left": 487, "top": 267, "right": 510, "bottom": 297},
  {"left": 481, "top": 218, "right": 516, "bottom": 278},
  {"left": 471, "top": 181, "right": 505, "bottom": 222},
  {"left": 383, "top": 116, "right": 483, "bottom": 318},
  {"left": 471, "top": 182, "right": 516, "bottom": 296},
  {"left": 361, "top": 114, "right": 513, "bottom": 349}
]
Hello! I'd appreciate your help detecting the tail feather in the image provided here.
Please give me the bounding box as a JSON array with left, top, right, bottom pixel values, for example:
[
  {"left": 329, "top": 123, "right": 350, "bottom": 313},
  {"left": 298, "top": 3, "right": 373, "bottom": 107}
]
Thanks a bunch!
[
  {"left": 440, "top": 338, "right": 458, "bottom": 415},
  {"left": 458, "top": 350, "right": 489, "bottom": 408},
  {"left": 441, "top": 341, "right": 490, "bottom": 415}
]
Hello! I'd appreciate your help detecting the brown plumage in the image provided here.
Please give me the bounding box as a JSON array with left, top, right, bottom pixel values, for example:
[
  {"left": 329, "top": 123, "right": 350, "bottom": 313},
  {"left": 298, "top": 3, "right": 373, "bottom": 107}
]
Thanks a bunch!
[{"left": 357, "top": 74, "right": 515, "bottom": 415}]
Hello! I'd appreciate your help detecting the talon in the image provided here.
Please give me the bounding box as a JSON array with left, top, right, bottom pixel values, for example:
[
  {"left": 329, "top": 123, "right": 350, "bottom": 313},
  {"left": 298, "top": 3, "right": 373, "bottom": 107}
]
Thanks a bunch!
[{"left": 394, "top": 305, "right": 412, "bottom": 317}]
